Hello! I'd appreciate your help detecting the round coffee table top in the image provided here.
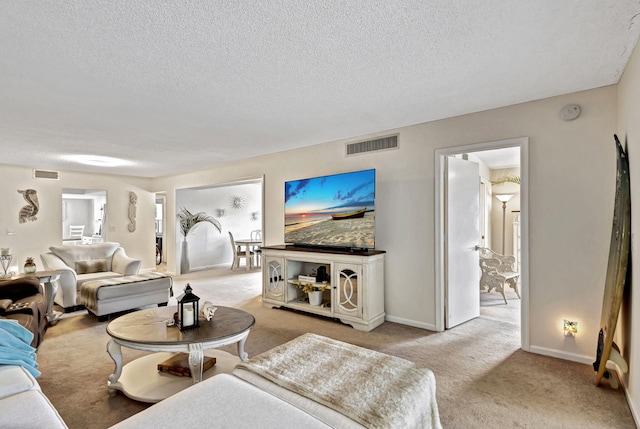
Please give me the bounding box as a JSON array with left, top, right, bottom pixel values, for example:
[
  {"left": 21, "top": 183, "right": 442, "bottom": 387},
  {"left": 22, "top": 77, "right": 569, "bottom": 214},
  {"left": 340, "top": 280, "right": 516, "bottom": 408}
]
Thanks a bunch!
[{"left": 107, "top": 305, "right": 255, "bottom": 346}]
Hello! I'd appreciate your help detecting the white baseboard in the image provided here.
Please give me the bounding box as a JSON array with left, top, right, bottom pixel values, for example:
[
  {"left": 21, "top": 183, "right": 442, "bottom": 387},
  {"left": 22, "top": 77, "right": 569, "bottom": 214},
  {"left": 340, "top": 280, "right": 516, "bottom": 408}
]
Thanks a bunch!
[
  {"left": 528, "top": 345, "right": 593, "bottom": 365},
  {"left": 384, "top": 315, "right": 439, "bottom": 331},
  {"left": 621, "top": 378, "right": 640, "bottom": 428}
]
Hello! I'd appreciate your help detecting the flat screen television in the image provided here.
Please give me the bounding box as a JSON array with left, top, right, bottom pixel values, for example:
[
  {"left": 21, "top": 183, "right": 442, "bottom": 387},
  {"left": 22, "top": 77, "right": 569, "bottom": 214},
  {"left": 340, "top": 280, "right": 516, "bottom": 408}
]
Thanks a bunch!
[{"left": 284, "top": 169, "right": 376, "bottom": 250}]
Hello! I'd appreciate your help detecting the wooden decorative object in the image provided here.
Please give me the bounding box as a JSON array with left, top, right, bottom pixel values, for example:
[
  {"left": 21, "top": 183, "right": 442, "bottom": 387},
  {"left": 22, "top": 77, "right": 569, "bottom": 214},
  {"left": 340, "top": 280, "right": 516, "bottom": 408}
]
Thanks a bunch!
[
  {"left": 127, "top": 191, "right": 137, "bottom": 232},
  {"left": 17, "top": 188, "right": 39, "bottom": 223},
  {"left": 157, "top": 353, "right": 216, "bottom": 377}
]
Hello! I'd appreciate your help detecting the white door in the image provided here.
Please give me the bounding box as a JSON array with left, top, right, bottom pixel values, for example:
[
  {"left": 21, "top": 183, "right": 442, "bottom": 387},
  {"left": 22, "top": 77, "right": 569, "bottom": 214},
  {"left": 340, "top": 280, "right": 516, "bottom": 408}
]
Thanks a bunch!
[{"left": 445, "top": 156, "right": 481, "bottom": 328}]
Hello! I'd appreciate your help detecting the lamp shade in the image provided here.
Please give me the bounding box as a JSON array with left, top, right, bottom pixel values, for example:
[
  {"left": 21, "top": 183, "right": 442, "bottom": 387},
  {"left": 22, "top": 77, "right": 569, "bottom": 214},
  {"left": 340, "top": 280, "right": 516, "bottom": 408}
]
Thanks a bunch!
[{"left": 495, "top": 194, "right": 514, "bottom": 203}]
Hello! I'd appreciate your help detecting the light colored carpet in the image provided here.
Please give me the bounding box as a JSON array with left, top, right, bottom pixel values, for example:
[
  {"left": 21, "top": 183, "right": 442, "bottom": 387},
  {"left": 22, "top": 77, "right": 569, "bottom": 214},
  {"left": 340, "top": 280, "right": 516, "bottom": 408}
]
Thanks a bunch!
[
  {"left": 480, "top": 287, "right": 521, "bottom": 325},
  {"left": 35, "top": 267, "right": 635, "bottom": 428}
]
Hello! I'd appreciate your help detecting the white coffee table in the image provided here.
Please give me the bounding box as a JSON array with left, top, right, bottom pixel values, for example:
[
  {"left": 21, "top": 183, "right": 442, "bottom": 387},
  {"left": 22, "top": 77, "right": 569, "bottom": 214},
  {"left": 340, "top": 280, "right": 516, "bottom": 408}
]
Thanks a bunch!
[{"left": 106, "top": 305, "right": 255, "bottom": 403}]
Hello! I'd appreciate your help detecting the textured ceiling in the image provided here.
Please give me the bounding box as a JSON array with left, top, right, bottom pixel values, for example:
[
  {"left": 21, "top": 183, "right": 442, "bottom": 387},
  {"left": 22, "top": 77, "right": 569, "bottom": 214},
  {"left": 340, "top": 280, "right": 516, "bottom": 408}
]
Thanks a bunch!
[{"left": 1, "top": 1, "right": 639, "bottom": 177}]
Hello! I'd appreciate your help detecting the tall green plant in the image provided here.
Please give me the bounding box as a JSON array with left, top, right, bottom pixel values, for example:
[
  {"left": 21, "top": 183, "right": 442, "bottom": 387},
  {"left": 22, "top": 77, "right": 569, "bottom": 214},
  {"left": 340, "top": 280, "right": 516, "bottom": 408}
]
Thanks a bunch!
[{"left": 178, "top": 207, "right": 221, "bottom": 239}]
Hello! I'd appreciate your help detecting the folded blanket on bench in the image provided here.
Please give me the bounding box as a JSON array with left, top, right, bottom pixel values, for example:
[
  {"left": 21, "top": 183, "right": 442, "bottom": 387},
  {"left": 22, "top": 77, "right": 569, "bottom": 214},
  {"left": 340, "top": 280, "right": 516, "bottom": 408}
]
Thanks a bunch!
[
  {"left": 80, "top": 272, "right": 170, "bottom": 310},
  {"left": 235, "top": 333, "right": 442, "bottom": 429}
]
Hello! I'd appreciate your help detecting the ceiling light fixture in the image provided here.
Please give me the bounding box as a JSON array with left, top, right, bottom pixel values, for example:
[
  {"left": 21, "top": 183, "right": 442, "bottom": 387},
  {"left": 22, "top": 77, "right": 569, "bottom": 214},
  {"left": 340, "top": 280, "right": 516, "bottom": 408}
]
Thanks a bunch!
[{"left": 62, "top": 155, "right": 134, "bottom": 167}]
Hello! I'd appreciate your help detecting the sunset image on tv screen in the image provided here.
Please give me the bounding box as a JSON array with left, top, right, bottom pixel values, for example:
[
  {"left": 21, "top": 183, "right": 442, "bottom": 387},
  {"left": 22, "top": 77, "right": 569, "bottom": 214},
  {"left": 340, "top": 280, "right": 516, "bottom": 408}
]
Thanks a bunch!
[{"left": 284, "top": 169, "right": 375, "bottom": 249}]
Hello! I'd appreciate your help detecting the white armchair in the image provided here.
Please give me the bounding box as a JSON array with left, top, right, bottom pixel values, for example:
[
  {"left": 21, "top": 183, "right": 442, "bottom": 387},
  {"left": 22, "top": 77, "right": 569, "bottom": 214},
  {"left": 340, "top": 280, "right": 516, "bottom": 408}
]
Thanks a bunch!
[{"left": 40, "top": 242, "right": 141, "bottom": 310}]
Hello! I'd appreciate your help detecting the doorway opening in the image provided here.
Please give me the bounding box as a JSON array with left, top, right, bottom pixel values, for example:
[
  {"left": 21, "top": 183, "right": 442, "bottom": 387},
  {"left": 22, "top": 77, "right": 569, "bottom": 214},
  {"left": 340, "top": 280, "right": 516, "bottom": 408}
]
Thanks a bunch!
[
  {"left": 175, "top": 177, "right": 264, "bottom": 274},
  {"left": 435, "top": 137, "right": 529, "bottom": 351},
  {"left": 62, "top": 189, "right": 107, "bottom": 245}
]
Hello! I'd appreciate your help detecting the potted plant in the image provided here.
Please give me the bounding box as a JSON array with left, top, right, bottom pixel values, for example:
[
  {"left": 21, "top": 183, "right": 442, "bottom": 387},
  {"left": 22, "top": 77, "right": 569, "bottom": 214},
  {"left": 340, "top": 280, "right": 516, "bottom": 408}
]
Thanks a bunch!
[
  {"left": 293, "top": 280, "right": 330, "bottom": 306},
  {"left": 24, "top": 257, "right": 37, "bottom": 274},
  {"left": 177, "top": 208, "right": 221, "bottom": 274}
]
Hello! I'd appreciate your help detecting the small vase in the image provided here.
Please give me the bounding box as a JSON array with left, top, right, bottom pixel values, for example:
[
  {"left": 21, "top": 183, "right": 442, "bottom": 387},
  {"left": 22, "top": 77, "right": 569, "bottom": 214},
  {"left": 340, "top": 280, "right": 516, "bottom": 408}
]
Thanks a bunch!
[
  {"left": 308, "top": 291, "right": 323, "bottom": 306},
  {"left": 24, "top": 264, "right": 37, "bottom": 274}
]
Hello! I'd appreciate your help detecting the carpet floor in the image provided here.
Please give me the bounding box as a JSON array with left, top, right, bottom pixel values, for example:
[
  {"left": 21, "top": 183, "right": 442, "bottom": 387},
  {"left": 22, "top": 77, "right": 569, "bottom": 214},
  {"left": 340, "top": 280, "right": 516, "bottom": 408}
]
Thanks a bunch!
[{"left": 35, "top": 267, "right": 635, "bottom": 428}]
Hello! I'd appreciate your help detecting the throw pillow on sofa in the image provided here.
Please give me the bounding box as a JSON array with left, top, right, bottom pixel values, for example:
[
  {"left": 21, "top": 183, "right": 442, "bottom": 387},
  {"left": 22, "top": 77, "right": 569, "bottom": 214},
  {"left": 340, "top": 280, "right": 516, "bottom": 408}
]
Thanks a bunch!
[{"left": 75, "top": 259, "right": 107, "bottom": 274}]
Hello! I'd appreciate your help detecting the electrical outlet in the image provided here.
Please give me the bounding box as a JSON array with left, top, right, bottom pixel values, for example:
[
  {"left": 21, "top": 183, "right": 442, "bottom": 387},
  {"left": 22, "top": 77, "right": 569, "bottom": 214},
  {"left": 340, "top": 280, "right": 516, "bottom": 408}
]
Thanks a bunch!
[{"left": 6, "top": 229, "right": 15, "bottom": 235}]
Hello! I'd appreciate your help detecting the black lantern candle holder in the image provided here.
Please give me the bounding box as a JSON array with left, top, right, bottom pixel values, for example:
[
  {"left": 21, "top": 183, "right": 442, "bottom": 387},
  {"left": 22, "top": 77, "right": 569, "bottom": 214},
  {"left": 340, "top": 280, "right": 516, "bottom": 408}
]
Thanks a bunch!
[{"left": 177, "top": 283, "right": 200, "bottom": 330}]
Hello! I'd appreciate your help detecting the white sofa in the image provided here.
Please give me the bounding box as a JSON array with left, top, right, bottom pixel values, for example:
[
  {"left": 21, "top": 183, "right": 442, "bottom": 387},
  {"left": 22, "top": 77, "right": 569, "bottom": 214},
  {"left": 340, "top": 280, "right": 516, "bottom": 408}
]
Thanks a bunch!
[
  {"left": 0, "top": 365, "right": 67, "bottom": 428},
  {"left": 0, "top": 319, "right": 67, "bottom": 428},
  {"left": 40, "top": 242, "right": 141, "bottom": 310},
  {"left": 0, "top": 332, "right": 441, "bottom": 429}
]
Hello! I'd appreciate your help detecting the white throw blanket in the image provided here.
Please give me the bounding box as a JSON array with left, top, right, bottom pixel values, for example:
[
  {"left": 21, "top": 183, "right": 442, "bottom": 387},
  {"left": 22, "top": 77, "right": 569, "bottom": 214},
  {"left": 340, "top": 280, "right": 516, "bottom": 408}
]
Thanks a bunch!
[{"left": 235, "top": 333, "right": 442, "bottom": 429}]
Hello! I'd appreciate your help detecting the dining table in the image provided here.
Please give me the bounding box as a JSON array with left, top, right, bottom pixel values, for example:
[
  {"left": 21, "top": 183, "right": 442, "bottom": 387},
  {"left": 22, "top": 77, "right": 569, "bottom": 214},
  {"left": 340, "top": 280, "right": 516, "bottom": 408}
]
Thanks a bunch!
[{"left": 233, "top": 239, "right": 262, "bottom": 271}]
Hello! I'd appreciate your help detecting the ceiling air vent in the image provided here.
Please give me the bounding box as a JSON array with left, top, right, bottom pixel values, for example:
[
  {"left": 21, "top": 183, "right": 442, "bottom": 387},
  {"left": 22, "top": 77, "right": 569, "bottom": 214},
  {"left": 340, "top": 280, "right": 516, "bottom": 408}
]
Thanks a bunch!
[
  {"left": 33, "top": 169, "right": 59, "bottom": 180},
  {"left": 346, "top": 135, "right": 398, "bottom": 156}
]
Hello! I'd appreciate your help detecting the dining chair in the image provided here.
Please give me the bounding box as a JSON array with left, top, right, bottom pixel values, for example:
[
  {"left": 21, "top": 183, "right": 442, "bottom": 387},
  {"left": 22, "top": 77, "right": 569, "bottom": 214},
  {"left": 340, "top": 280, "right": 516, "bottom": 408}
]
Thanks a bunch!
[
  {"left": 228, "top": 232, "right": 253, "bottom": 270},
  {"left": 69, "top": 225, "right": 85, "bottom": 241},
  {"left": 250, "top": 229, "right": 262, "bottom": 268}
]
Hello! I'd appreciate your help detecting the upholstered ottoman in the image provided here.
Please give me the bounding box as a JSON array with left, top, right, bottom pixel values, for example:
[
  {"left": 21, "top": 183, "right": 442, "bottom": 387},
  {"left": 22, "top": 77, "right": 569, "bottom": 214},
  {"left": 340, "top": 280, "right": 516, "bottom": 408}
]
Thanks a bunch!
[{"left": 79, "top": 272, "right": 172, "bottom": 320}]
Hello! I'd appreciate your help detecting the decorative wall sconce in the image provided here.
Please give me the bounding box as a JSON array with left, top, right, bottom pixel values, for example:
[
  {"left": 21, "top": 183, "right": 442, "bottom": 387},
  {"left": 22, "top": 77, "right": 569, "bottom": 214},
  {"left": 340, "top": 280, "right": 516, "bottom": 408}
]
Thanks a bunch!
[{"left": 563, "top": 320, "right": 578, "bottom": 337}]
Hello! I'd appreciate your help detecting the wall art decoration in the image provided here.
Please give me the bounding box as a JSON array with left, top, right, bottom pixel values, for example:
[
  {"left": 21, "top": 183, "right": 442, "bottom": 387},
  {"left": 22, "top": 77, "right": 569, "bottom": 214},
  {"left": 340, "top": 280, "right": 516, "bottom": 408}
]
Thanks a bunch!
[
  {"left": 128, "top": 191, "right": 137, "bottom": 232},
  {"left": 230, "top": 195, "right": 246, "bottom": 210},
  {"left": 17, "top": 189, "right": 39, "bottom": 223},
  {"left": 250, "top": 211, "right": 260, "bottom": 221},
  {"left": 216, "top": 208, "right": 226, "bottom": 218}
]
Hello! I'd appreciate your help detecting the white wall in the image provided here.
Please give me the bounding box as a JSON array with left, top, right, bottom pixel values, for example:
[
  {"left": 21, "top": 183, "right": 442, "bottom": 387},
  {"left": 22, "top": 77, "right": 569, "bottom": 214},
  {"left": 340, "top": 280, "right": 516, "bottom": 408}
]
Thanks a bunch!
[
  {"left": 0, "top": 166, "right": 156, "bottom": 272},
  {"left": 617, "top": 37, "right": 640, "bottom": 424},
  {"left": 176, "top": 181, "right": 262, "bottom": 271},
  {"left": 62, "top": 199, "right": 92, "bottom": 238}
]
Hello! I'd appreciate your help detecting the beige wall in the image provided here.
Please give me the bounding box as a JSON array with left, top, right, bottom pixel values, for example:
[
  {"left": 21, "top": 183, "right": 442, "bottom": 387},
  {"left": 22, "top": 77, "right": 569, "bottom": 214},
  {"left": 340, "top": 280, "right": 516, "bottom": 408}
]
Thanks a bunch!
[
  {"left": 617, "top": 38, "right": 640, "bottom": 423},
  {"left": 0, "top": 65, "right": 626, "bottom": 390},
  {"left": 0, "top": 166, "right": 156, "bottom": 271},
  {"left": 153, "top": 84, "right": 618, "bottom": 363}
]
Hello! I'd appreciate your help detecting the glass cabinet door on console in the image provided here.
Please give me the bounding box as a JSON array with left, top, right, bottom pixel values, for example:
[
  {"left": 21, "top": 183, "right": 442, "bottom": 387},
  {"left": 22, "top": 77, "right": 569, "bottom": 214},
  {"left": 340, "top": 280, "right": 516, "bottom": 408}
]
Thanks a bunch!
[
  {"left": 334, "top": 263, "right": 363, "bottom": 318},
  {"left": 263, "top": 257, "right": 285, "bottom": 302}
]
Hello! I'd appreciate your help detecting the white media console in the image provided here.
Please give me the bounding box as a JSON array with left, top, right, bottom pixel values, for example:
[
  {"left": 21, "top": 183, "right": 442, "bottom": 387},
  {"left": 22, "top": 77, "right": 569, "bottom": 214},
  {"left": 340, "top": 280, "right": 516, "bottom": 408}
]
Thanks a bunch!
[{"left": 261, "top": 245, "right": 385, "bottom": 331}]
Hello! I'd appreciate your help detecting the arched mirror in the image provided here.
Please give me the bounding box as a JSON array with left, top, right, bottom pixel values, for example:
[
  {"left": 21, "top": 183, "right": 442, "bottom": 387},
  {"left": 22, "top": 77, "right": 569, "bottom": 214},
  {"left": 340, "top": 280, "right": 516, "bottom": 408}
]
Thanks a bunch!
[{"left": 62, "top": 189, "right": 107, "bottom": 245}]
